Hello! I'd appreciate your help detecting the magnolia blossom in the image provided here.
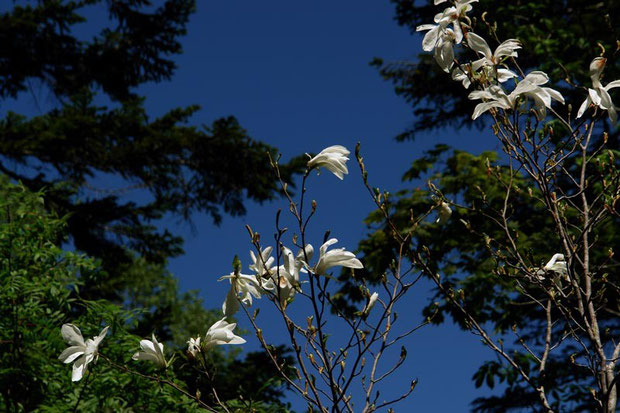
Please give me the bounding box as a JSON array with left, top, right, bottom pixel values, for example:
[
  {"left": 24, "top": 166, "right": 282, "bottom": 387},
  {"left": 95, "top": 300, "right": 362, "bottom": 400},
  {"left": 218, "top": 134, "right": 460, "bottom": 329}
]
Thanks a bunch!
[
  {"left": 282, "top": 244, "right": 313, "bottom": 287},
  {"left": 417, "top": 0, "right": 478, "bottom": 72},
  {"left": 437, "top": 0, "right": 478, "bottom": 19},
  {"left": 204, "top": 318, "right": 246, "bottom": 349},
  {"left": 269, "top": 244, "right": 313, "bottom": 306},
  {"left": 418, "top": 0, "right": 491, "bottom": 75},
  {"left": 58, "top": 324, "right": 109, "bottom": 382},
  {"left": 467, "top": 33, "right": 520, "bottom": 83},
  {"left": 313, "top": 238, "right": 363, "bottom": 276},
  {"left": 250, "top": 246, "right": 275, "bottom": 278},
  {"left": 436, "top": 201, "right": 453, "bottom": 223},
  {"left": 534, "top": 253, "right": 569, "bottom": 283},
  {"left": 468, "top": 85, "right": 514, "bottom": 119},
  {"left": 576, "top": 57, "right": 620, "bottom": 125},
  {"left": 417, "top": 23, "right": 449, "bottom": 53},
  {"left": 434, "top": 28, "right": 459, "bottom": 72},
  {"left": 272, "top": 269, "right": 296, "bottom": 306},
  {"left": 132, "top": 334, "right": 168, "bottom": 368},
  {"left": 544, "top": 253, "right": 568, "bottom": 277},
  {"left": 362, "top": 292, "right": 379, "bottom": 316},
  {"left": 307, "top": 145, "right": 350, "bottom": 180},
  {"left": 416, "top": 23, "right": 458, "bottom": 72},
  {"left": 516, "top": 72, "right": 565, "bottom": 118},
  {"left": 187, "top": 337, "right": 201, "bottom": 358},
  {"left": 469, "top": 71, "right": 564, "bottom": 119},
  {"left": 219, "top": 269, "right": 263, "bottom": 317},
  {"left": 433, "top": 0, "right": 478, "bottom": 43}
]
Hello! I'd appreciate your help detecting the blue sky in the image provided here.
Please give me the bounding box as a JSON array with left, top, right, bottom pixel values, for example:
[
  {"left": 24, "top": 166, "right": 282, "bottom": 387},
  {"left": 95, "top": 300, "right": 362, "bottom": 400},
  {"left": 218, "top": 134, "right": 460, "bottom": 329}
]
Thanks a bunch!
[{"left": 2, "top": 0, "right": 507, "bottom": 410}]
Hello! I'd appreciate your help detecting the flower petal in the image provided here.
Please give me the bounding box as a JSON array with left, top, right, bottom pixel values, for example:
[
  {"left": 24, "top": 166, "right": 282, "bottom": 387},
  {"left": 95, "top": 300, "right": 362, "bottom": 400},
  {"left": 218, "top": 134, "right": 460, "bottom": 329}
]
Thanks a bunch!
[
  {"left": 497, "top": 68, "right": 518, "bottom": 83},
  {"left": 576, "top": 96, "right": 591, "bottom": 118},
  {"left": 608, "top": 106, "right": 618, "bottom": 125},
  {"left": 139, "top": 339, "right": 157, "bottom": 353},
  {"left": 71, "top": 356, "right": 87, "bottom": 382},
  {"left": 598, "top": 88, "right": 614, "bottom": 110},
  {"left": 92, "top": 326, "right": 109, "bottom": 346},
  {"left": 472, "top": 101, "right": 503, "bottom": 120},
  {"left": 59, "top": 346, "right": 85, "bottom": 364},
  {"left": 61, "top": 324, "right": 85, "bottom": 347},
  {"left": 522, "top": 71, "right": 549, "bottom": 86},
  {"left": 589, "top": 57, "right": 606, "bottom": 88},
  {"left": 588, "top": 88, "right": 601, "bottom": 106},
  {"left": 467, "top": 33, "right": 492, "bottom": 59},
  {"left": 605, "top": 80, "right": 620, "bottom": 91},
  {"left": 494, "top": 39, "right": 521, "bottom": 58},
  {"left": 132, "top": 351, "right": 160, "bottom": 363},
  {"left": 543, "top": 87, "right": 564, "bottom": 104}
]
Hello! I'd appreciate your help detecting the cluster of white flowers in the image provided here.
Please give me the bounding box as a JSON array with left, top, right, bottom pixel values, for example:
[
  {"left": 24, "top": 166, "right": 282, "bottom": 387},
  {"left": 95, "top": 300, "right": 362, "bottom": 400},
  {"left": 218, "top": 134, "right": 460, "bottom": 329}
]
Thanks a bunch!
[
  {"left": 59, "top": 317, "right": 245, "bottom": 380},
  {"left": 216, "top": 145, "right": 365, "bottom": 313},
  {"left": 416, "top": 0, "right": 479, "bottom": 73},
  {"left": 59, "top": 145, "right": 367, "bottom": 384},
  {"left": 418, "top": 0, "right": 618, "bottom": 124}
]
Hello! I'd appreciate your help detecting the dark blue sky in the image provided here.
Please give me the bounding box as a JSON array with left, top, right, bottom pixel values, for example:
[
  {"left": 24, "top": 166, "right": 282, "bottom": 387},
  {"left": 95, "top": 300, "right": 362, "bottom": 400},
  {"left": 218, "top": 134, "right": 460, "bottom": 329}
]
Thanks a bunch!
[{"left": 2, "top": 0, "right": 505, "bottom": 410}]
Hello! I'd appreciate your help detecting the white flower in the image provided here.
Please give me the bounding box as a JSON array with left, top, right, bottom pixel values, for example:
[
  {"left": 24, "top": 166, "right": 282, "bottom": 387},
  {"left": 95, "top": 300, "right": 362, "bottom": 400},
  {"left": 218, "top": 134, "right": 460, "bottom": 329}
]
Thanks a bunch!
[
  {"left": 534, "top": 253, "right": 569, "bottom": 283},
  {"left": 58, "top": 324, "right": 109, "bottom": 382},
  {"left": 313, "top": 238, "right": 363, "bottom": 276},
  {"left": 132, "top": 334, "right": 168, "bottom": 368},
  {"left": 467, "top": 33, "right": 520, "bottom": 82},
  {"left": 249, "top": 247, "right": 277, "bottom": 292},
  {"left": 219, "top": 269, "right": 263, "bottom": 318},
  {"left": 362, "top": 292, "right": 379, "bottom": 316},
  {"left": 417, "top": 0, "right": 478, "bottom": 72},
  {"left": 282, "top": 244, "right": 313, "bottom": 287},
  {"left": 469, "top": 71, "right": 564, "bottom": 119},
  {"left": 433, "top": 0, "right": 478, "bottom": 43},
  {"left": 544, "top": 253, "right": 568, "bottom": 277},
  {"left": 307, "top": 145, "right": 350, "bottom": 180},
  {"left": 576, "top": 57, "right": 620, "bottom": 125},
  {"left": 436, "top": 201, "right": 452, "bottom": 223},
  {"left": 271, "top": 269, "right": 296, "bottom": 307},
  {"left": 250, "top": 246, "right": 275, "bottom": 278},
  {"left": 439, "top": 0, "right": 479, "bottom": 18},
  {"left": 468, "top": 85, "right": 514, "bottom": 119},
  {"left": 515, "top": 71, "right": 565, "bottom": 118},
  {"left": 495, "top": 68, "right": 519, "bottom": 84},
  {"left": 270, "top": 244, "right": 313, "bottom": 306},
  {"left": 187, "top": 337, "right": 201, "bottom": 358},
  {"left": 417, "top": 23, "right": 448, "bottom": 53},
  {"left": 204, "top": 318, "right": 246, "bottom": 348},
  {"left": 434, "top": 28, "right": 458, "bottom": 72}
]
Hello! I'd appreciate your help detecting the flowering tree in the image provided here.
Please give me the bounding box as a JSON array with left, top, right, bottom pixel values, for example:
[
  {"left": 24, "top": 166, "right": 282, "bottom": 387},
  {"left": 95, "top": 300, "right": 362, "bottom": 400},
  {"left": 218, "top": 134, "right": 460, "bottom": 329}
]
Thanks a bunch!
[{"left": 357, "top": 1, "right": 620, "bottom": 411}]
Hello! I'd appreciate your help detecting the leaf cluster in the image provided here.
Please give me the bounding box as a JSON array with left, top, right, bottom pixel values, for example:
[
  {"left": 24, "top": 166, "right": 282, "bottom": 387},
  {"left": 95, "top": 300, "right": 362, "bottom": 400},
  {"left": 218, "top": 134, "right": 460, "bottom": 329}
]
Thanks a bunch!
[{"left": 0, "top": 178, "right": 292, "bottom": 411}]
